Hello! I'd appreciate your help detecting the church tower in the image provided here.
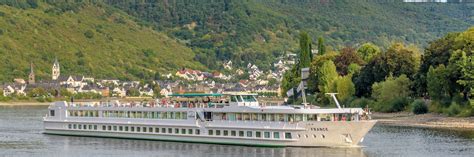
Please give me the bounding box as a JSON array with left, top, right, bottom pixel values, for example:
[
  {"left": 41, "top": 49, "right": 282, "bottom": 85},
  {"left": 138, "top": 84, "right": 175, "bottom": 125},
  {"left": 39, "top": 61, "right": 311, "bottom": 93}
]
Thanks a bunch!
[
  {"left": 28, "top": 62, "right": 35, "bottom": 84},
  {"left": 52, "top": 58, "right": 60, "bottom": 80}
]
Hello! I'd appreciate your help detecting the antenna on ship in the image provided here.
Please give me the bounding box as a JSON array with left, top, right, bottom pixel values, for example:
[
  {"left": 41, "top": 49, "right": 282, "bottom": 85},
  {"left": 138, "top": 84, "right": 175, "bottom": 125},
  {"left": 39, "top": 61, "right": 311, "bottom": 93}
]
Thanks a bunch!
[{"left": 325, "top": 93, "right": 342, "bottom": 110}]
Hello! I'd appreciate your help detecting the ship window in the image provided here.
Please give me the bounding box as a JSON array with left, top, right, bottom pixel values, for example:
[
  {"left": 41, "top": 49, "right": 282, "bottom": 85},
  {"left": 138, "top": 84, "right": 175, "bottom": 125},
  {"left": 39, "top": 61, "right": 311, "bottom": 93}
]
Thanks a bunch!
[
  {"left": 274, "top": 132, "right": 280, "bottom": 139},
  {"left": 181, "top": 129, "right": 186, "bottom": 134},
  {"left": 251, "top": 113, "right": 257, "bottom": 121},
  {"left": 162, "top": 128, "right": 166, "bottom": 133},
  {"left": 305, "top": 135, "right": 308, "bottom": 138},
  {"left": 68, "top": 124, "right": 72, "bottom": 129},
  {"left": 256, "top": 131, "right": 261, "bottom": 138},
  {"left": 246, "top": 131, "right": 253, "bottom": 137},
  {"left": 227, "top": 113, "right": 236, "bottom": 121},
  {"left": 264, "top": 132, "right": 270, "bottom": 138},
  {"left": 216, "top": 130, "right": 221, "bottom": 136},
  {"left": 242, "top": 95, "right": 256, "bottom": 102},
  {"left": 298, "top": 134, "right": 301, "bottom": 138},
  {"left": 78, "top": 125, "right": 82, "bottom": 129},
  {"left": 94, "top": 125, "right": 97, "bottom": 130},
  {"left": 168, "top": 128, "right": 172, "bottom": 134},
  {"left": 285, "top": 133, "right": 292, "bottom": 139},
  {"left": 223, "top": 130, "right": 229, "bottom": 136},
  {"left": 73, "top": 124, "right": 77, "bottom": 129},
  {"left": 125, "top": 126, "right": 129, "bottom": 132},
  {"left": 137, "top": 127, "right": 141, "bottom": 132},
  {"left": 108, "top": 126, "right": 112, "bottom": 131},
  {"left": 131, "top": 127, "right": 135, "bottom": 132},
  {"left": 231, "top": 130, "right": 236, "bottom": 136},
  {"left": 238, "top": 131, "right": 244, "bottom": 137},
  {"left": 155, "top": 128, "right": 159, "bottom": 133},
  {"left": 143, "top": 127, "right": 147, "bottom": 132},
  {"left": 49, "top": 110, "right": 55, "bottom": 116},
  {"left": 321, "top": 134, "right": 325, "bottom": 138},
  {"left": 175, "top": 128, "right": 179, "bottom": 134},
  {"left": 188, "top": 129, "right": 193, "bottom": 134},
  {"left": 118, "top": 126, "right": 123, "bottom": 131},
  {"left": 278, "top": 114, "right": 285, "bottom": 121},
  {"left": 295, "top": 114, "right": 303, "bottom": 122},
  {"left": 313, "top": 134, "right": 317, "bottom": 138},
  {"left": 196, "top": 129, "right": 200, "bottom": 135},
  {"left": 102, "top": 125, "right": 106, "bottom": 130},
  {"left": 113, "top": 126, "right": 117, "bottom": 131},
  {"left": 208, "top": 130, "right": 214, "bottom": 135},
  {"left": 243, "top": 113, "right": 250, "bottom": 121},
  {"left": 89, "top": 125, "right": 92, "bottom": 130},
  {"left": 236, "top": 113, "right": 242, "bottom": 120},
  {"left": 149, "top": 127, "right": 153, "bottom": 133}
]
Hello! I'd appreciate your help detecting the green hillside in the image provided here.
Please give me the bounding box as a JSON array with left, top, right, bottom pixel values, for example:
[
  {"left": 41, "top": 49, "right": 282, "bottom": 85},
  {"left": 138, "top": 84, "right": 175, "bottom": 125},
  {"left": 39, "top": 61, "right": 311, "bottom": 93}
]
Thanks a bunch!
[
  {"left": 0, "top": 2, "right": 205, "bottom": 82},
  {"left": 0, "top": 1, "right": 472, "bottom": 82},
  {"left": 107, "top": 0, "right": 473, "bottom": 70}
]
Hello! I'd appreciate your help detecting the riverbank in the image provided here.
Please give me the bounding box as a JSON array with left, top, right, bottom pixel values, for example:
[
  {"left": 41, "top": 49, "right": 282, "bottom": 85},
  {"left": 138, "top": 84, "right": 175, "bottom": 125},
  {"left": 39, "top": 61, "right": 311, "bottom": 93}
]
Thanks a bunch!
[
  {"left": 373, "top": 112, "right": 474, "bottom": 130},
  {"left": 0, "top": 101, "right": 50, "bottom": 106}
]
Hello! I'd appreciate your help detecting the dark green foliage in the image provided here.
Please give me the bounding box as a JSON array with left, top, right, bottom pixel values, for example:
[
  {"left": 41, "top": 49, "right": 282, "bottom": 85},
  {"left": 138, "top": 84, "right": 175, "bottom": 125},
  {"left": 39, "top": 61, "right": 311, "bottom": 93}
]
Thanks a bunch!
[
  {"left": 412, "top": 99, "right": 428, "bottom": 114},
  {"left": 84, "top": 30, "right": 94, "bottom": 38},
  {"left": 354, "top": 43, "right": 418, "bottom": 97},
  {"left": 349, "top": 97, "right": 372, "bottom": 108},
  {"left": 106, "top": 0, "right": 473, "bottom": 72},
  {"left": 299, "top": 32, "right": 312, "bottom": 68},
  {"left": 447, "top": 102, "right": 461, "bottom": 116},
  {"left": 317, "top": 37, "right": 325, "bottom": 55}
]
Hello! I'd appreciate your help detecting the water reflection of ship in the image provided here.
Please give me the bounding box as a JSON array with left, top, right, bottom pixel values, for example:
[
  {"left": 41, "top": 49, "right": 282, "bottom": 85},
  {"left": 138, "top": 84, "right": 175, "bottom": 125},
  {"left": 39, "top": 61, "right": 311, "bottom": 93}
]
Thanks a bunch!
[{"left": 51, "top": 136, "right": 367, "bottom": 157}]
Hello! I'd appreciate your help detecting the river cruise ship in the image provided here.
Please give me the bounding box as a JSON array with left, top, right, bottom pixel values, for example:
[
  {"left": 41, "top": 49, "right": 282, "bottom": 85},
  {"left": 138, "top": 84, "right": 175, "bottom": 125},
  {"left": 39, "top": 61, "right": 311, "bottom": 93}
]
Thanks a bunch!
[{"left": 43, "top": 93, "right": 376, "bottom": 147}]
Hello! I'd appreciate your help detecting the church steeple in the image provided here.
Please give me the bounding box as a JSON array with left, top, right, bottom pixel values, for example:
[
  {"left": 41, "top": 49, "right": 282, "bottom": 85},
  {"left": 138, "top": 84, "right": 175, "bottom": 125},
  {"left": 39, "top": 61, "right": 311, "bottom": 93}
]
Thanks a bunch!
[
  {"left": 52, "top": 57, "right": 60, "bottom": 80},
  {"left": 28, "top": 62, "right": 35, "bottom": 84}
]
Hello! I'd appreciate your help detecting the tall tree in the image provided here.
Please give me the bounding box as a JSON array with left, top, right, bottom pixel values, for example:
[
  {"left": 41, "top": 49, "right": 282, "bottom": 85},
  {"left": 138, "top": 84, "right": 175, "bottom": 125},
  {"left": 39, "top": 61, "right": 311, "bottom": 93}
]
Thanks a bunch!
[
  {"left": 316, "top": 60, "right": 338, "bottom": 94},
  {"left": 317, "top": 36, "right": 325, "bottom": 55},
  {"left": 427, "top": 65, "right": 450, "bottom": 100},
  {"left": 299, "top": 32, "right": 312, "bottom": 68}
]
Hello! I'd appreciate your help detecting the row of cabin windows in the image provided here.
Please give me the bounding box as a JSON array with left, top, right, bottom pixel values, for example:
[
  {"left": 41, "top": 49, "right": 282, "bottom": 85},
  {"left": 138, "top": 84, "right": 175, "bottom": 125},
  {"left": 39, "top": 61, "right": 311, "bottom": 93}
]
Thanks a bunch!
[
  {"left": 68, "top": 110, "right": 188, "bottom": 120},
  {"left": 68, "top": 110, "right": 99, "bottom": 117},
  {"left": 68, "top": 124, "right": 98, "bottom": 130},
  {"left": 207, "top": 129, "right": 292, "bottom": 139},
  {"left": 211, "top": 113, "right": 349, "bottom": 122},
  {"left": 102, "top": 111, "right": 187, "bottom": 120},
  {"left": 67, "top": 123, "right": 201, "bottom": 135}
]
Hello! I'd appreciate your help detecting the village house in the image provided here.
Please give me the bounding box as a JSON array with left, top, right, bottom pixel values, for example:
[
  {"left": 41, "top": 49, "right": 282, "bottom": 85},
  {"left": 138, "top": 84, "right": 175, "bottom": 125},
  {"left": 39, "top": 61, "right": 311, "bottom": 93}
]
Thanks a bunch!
[{"left": 2, "top": 84, "right": 27, "bottom": 96}]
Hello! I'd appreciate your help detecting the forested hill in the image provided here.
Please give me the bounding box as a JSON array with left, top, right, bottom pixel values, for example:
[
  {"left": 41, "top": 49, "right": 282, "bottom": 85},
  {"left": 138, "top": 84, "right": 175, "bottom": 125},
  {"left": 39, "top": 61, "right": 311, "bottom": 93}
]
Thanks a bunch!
[
  {"left": 106, "top": 0, "right": 473, "bottom": 70},
  {"left": 0, "top": 1, "right": 472, "bottom": 81},
  {"left": 0, "top": 2, "right": 205, "bottom": 81}
]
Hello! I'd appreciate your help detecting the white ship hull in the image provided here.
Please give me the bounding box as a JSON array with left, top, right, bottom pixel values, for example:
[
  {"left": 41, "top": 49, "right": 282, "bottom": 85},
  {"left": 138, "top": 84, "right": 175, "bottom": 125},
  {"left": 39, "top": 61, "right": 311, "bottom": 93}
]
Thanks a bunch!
[{"left": 43, "top": 119, "right": 376, "bottom": 147}]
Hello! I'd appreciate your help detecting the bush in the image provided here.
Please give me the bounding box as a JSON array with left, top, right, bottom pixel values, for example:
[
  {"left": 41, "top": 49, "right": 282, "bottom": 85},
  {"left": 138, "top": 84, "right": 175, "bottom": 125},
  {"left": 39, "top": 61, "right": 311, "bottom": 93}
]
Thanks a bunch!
[
  {"left": 84, "top": 30, "right": 94, "bottom": 38},
  {"left": 447, "top": 102, "right": 461, "bottom": 116},
  {"left": 375, "top": 97, "right": 410, "bottom": 112},
  {"left": 412, "top": 99, "right": 428, "bottom": 114},
  {"left": 349, "top": 97, "right": 372, "bottom": 108}
]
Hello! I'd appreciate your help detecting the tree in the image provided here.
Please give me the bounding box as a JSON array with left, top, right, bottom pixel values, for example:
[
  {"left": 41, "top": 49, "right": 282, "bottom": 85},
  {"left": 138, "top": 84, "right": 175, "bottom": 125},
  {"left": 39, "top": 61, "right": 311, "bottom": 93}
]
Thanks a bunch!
[
  {"left": 357, "top": 43, "right": 381, "bottom": 62},
  {"left": 316, "top": 60, "right": 338, "bottom": 94},
  {"left": 317, "top": 36, "right": 326, "bottom": 55},
  {"left": 334, "top": 46, "right": 364, "bottom": 75},
  {"left": 332, "top": 75, "right": 355, "bottom": 103},
  {"left": 354, "top": 43, "right": 418, "bottom": 97},
  {"left": 449, "top": 50, "right": 473, "bottom": 100},
  {"left": 299, "top": 32, "right": 312, "bottom": 68},
  {"left": 371, "top": 75, "right": 411, "bottom": 112},
  {"left": 126, "top": 88, "right": 141, "bottom": 97},
  {"left": 427, "top": 65, "right": 450, "bottom": 100},
  {"left": 308, "top": 51, "right": 338, "bottom": 93}
]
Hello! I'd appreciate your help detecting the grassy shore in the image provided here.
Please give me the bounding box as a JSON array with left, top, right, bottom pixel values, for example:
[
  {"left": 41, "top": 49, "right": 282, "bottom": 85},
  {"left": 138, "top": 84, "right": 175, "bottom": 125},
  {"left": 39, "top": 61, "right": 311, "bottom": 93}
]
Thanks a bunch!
[
  {"left": 0, "top": 101, "right": 50, "bottom": 106},
  {"left": 373, "top": 112, "right": 474, "bottom": 130}
]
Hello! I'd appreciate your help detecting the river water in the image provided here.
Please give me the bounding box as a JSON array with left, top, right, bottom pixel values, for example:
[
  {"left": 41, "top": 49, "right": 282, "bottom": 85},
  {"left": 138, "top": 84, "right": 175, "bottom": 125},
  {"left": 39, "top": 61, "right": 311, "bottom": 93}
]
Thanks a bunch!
[{"left": 0, "top": 105, "right": 472, "bottom": 157}]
